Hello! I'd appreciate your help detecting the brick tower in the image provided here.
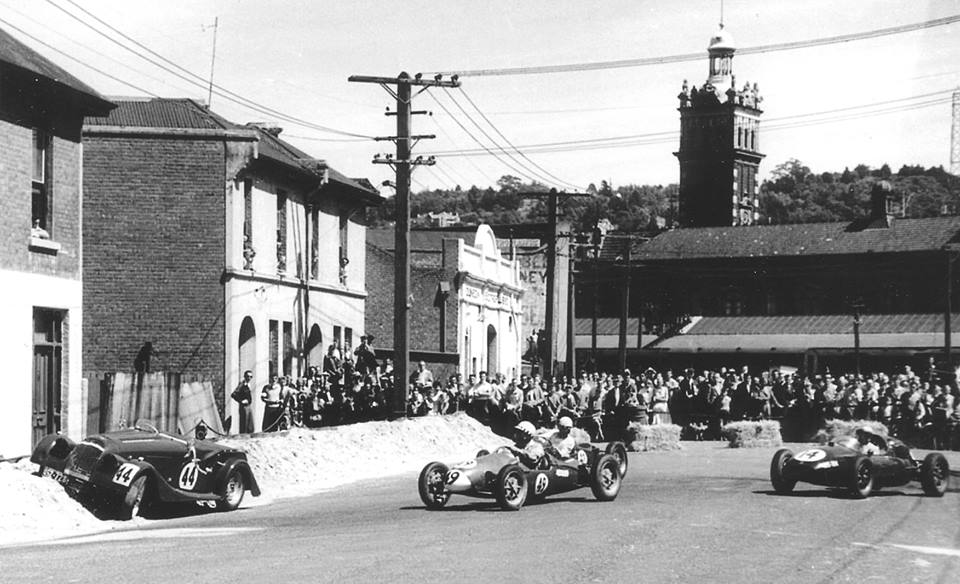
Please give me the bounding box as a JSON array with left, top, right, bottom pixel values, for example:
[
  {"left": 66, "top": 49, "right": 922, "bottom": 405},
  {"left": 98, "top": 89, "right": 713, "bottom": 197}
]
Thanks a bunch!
[{"left": 675, "top": 25, "right": 765, "bottom": 227}]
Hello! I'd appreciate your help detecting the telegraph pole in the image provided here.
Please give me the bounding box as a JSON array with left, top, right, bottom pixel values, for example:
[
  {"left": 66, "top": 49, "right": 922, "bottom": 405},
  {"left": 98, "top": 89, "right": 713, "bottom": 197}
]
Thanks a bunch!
[
  {"left": 349, "top": 72, "right": 460, "bottom": 417},
  {"left": 518, "top": 189, "right": 589, "bottom": 377},
  {"left": 618, "top": 245, "right": 631, "bottom": 371}
]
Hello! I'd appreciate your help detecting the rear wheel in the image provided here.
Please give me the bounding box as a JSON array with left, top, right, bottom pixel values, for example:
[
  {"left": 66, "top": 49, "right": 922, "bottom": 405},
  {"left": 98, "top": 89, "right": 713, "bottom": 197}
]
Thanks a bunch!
[
  {"left": 118, "top": 475, "right": 148, "bottom": 520},
  {"left": 849, "top": 456, "right": 874, "bottom": 499},
  {"left": 590, "top": 454, "right": 622, "bottom": 501},
  {"left": 920, "top": 453, "right": 950, "bottom": 497},
  {"left": 418, "top": 462, "right": 450, "bottom": 510},
  {"left": 216, "top": 468, "right": 246, "bottom": 511},
  {"left": 495, "top": 465, "right": 528, "bottom": 511},
  {"left": 605, "top": 442, "right": 629, "bottom": 479},
  {"left": 770, "top": 449, "right": 796, "bottom": 494}
]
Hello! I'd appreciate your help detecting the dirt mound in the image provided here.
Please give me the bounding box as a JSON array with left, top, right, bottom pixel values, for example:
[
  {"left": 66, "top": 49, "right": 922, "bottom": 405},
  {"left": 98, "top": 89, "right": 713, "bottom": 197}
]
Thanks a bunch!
[{"left": 0, "top": 413, "right": 507, "bottom": 546}]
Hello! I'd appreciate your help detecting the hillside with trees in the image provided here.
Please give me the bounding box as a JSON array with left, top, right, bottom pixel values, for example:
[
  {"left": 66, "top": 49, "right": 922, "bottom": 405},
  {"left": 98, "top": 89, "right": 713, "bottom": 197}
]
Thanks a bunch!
[{"left": 365, "top": 161, "right": 959, "bottom": 232}]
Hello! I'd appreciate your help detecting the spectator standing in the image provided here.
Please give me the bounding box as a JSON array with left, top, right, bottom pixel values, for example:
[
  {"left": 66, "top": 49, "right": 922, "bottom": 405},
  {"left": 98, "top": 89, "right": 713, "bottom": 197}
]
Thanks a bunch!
[
  {"left": 260, "top": 375, "right": 284, "bottom": 432},
  {"left": 354, "top": 335, "right": 379, "bottom": 377},
  {"left": 231, "top": 370, "right": 255, "bottom": 434}
]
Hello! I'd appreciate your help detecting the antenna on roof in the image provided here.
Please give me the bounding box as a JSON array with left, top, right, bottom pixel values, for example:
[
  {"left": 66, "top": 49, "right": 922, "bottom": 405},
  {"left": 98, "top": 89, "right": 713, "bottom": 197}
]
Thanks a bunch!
[
  {"left": 720, "top": 0, "right": 724, "bottom": 28},
  {"left": 203, "top": 17, "right": 219, "bottom": 107}
]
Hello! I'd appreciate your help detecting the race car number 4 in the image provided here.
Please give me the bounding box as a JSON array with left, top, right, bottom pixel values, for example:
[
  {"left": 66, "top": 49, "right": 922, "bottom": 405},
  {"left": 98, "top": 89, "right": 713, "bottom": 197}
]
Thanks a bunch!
[
  {"left": 113, "top": 463, "right": 139, "bottom": 486},
  {"left": 794, "top": 449, "right": 826, "bottom": 462}
]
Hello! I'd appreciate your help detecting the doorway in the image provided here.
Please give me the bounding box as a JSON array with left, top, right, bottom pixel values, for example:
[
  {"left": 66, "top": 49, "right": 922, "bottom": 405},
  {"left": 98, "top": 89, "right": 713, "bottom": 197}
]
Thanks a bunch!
[
  {"left": 486, "top": 324, "right": 498, "bottom": 376},
  {"left": 33, "top": 308, "right": 63, "bottom": 447}
]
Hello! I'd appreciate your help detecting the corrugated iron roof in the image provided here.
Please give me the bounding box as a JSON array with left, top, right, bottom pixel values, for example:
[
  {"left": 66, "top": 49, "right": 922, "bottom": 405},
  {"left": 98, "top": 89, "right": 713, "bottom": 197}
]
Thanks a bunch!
[
  {"left": 632, "top": 217, "right": 960, "bottom": 260},
  {"left": 0, "top": 26, "right": 112, "bottom": 112},
  {"left": 683, "top": 314, "right": 960, "bottom": 335},
  {"left": 85, "top": 98, "right": 233, "bottom": 129}
]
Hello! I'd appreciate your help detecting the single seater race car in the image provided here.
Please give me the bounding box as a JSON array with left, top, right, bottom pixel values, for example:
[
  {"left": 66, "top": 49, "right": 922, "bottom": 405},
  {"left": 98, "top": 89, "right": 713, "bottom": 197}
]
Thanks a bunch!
[
  {"left": 769, "top": 431, "right": 949, "bottom": 499},
  {"left": 418, "top": 441, "right": 628, "bottom": 511},
  {"left": 32, "top": 422, "right": 260, "bottom": 519}
]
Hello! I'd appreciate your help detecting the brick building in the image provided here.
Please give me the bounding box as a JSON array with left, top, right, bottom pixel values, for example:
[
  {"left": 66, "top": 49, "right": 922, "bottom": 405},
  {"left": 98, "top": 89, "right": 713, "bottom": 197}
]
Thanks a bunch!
[
  {"left": 82, "top": 98, "right": 380, "bottom": 432},
  {"left": 0, "top": 28, "right": 114, "bottom": 454}
]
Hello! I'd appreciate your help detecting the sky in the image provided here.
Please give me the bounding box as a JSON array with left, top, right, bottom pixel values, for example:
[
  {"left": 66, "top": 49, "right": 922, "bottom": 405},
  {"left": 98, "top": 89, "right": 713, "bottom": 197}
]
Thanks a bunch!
[{"left": 4, "top": 0, "right": 959, "bottom": 194}]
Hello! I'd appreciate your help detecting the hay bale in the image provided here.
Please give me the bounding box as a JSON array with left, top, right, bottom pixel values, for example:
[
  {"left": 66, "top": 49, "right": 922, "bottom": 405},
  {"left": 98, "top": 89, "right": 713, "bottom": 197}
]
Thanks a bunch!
[
  {"left": 813, "top": 419, "right": 889, "bottom": 445},
  {"left": 624, "top": 423, "right": 682, "bottom": 452},
  {"left": 721, "top": 420, "right": 783, "bottom": 448}
]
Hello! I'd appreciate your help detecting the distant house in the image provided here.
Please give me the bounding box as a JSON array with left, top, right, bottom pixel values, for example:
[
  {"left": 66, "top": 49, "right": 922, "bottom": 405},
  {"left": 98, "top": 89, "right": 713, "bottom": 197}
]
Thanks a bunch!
[
  {"left": 82, "top": 98, "right": 381, "bottom": 432},
  {"left": 0, "top": 27, "right": 114, "bottom": 454}
]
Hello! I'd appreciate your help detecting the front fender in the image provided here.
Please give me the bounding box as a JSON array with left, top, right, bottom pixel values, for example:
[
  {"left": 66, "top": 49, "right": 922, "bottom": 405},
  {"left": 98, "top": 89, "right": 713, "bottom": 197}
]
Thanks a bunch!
[
  {"left": 217, "top": 458, "right": 260, "bottom": 497},
  {"left": 30, "top": 434, "right": 76, "bottom": 471}
]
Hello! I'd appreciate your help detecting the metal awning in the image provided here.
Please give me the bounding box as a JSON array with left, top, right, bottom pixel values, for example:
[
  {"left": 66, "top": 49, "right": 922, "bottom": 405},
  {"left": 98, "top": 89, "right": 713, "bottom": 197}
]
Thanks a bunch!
[{"left": 648, "top": 332, "right": 947, "bottom": 353}]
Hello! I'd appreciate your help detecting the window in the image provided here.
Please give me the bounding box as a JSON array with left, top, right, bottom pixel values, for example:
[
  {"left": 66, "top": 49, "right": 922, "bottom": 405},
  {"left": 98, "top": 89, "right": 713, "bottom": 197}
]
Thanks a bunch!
[
  {"left": 269, "top": 320, "right": 279, "bottom": 379},
  {"left": 282, "top": 321, "right": 293, "bottom": 376},
  {"left": 242, "top": 179, "right": 254, "bottom": 269},
  {"left": 344, "top": 327, "right": 353, "bottom": 352},
  {"left": 333, "top": 325, "right": 342, "bottom": 348},
  {"left": 722, "top": 289, "right": 744, "bottom": 316},
  {"left": 339, "top": 211, "right": 349, "bottom": 285},
  {"left": 310, "top": 206, "right": 319, "bottom": 279},
  {"left": 276, "top": 191, "right": 287, "bottom": 274},
  {"left": 32, "top": 130, "right": 51, "bottom": 237}
]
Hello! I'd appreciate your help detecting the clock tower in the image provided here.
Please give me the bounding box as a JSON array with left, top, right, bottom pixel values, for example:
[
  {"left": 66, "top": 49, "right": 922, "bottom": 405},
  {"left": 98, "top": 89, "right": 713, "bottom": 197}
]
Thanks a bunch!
[{"left": 675, "top": 25, "right": 765, "bottom": 227}]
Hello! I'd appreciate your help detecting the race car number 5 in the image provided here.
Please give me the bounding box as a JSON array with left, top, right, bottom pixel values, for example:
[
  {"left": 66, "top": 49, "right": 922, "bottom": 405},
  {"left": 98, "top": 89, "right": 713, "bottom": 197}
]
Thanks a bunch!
[{"left": 113, "top": 463, "right": 139, "bottom": 487}]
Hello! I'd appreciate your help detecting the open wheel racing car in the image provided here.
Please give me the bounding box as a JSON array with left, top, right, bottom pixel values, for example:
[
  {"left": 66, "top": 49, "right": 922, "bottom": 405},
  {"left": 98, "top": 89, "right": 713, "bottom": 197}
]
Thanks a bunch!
[
  {"left": 769, "top": 431, "right": 949, "bottom": 499},
  {"left": 418, "top": 441, "right": 628, "bottom": 511},
  {"left": 32, "top": 422, "right": 260, "bottom": 519}
]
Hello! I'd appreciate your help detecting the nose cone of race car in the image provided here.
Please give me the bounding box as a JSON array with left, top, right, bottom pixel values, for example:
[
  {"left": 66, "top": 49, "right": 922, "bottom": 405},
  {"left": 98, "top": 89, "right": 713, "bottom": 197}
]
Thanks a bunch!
[{"left": 445, "top": 469, "right": 473, "bottom": 493}]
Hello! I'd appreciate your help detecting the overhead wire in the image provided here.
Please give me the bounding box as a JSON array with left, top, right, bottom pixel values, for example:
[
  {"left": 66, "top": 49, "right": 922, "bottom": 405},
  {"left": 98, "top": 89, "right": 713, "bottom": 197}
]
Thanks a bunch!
[
  {"left": 455, "top": 86, "right": 584, "bottom": 191},
  {"left": 45, "top": 0, "right": 373, "bottom": 138},
  {"left": 439, "top": 13, "right": 960, "bottom": 77},
  {"left": 427, "top": 109, "right": 499, "bottom": 187}
]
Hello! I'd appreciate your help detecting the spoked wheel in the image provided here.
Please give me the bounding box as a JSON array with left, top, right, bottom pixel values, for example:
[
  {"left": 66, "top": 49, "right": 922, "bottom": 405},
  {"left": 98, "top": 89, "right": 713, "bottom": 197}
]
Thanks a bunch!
[
  {"left": 217, "top": 468, "right": 246, "bottom": 511},
  {"left": 590, "top": 454, "right": 622, "bottom": 501},
  {"left": 849, "top": 456, "right": 874, "bottom": 499},
  {"left": 605, "top": 442, "right": 629, "bottom": 479},
  {"left": 418, "top": 462, "right": 451, "bottom": 510},
  {"left": 770, "top": 449, "right": 796, "bottom": 494},
  {"left": 495, "top": 465, "right": 528, "bottom": 511},
  {"left": 920, "top": 453, "right": 950, "bottom": 497},
  {"left": 118, "top": 475, "right": 148, "bottom": 520}
]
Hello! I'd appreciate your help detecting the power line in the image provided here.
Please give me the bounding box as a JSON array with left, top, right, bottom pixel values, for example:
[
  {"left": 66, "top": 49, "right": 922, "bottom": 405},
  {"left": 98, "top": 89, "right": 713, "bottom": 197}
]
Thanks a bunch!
[
  {"left": 427, "top": 111, "right": 499, "bottom": 186},
  {"left": 425, "top": 88, "right": 545, "bottom": 185},
  {"left": 439, "top": 13, "right": 960, "bottom": 77},
  {"left": 46, "top": 0, "right": 372, "bottom": 138},
  {"left": 422, "top": 90, "right": 955, "bottom": 157},
  {"left": 455, "top": 86, "right": 584, "bottom": 191}
]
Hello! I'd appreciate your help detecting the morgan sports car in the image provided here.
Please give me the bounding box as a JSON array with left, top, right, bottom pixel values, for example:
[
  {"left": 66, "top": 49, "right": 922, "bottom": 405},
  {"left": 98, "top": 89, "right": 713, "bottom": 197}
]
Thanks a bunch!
[
  {"left": 418, "top": 441, "right": 628, "bottom": 511},
  {"left": 769, "top": 433, "right": 949, "bottom": 499},
  {"left": 32, "top": 422, "right": 260, "bottom": 519}
]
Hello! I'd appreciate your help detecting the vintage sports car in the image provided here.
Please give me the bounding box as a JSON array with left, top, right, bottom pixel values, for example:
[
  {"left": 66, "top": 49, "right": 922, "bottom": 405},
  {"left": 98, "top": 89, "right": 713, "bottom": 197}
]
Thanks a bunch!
[
  {"left": 769, "top": 433, "right": 949, "bottom": 499},
  {"left": 418, "top": 441, "right": 628, "bottom": 511},
  {"left": 32, "top": 422, "right": 260, "bottom": 519}
]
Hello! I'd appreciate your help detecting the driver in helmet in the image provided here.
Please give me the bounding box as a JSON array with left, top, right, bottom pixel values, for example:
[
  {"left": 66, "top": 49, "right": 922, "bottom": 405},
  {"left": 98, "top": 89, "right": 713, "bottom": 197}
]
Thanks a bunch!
[
  {"left": 855, "top": 426, "right": 886, "bottom": 456},
  {"left": 548, "top": 416, "right": 577, "bottom": 459},
  {"left": 512, "top": 421, "right": 550, "bottom": 468}
]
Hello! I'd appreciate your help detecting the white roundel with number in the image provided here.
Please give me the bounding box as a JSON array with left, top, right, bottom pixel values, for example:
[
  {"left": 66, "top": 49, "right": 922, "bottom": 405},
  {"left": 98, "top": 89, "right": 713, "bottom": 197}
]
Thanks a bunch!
[
  {"left": 577, "top": 450, "right": 589, "bottom": 465},
  {"left": 794, "top": 449, "right": 827, "bottom": 463},
  {"left": 534, "top": 473, "right": 549, "bottom": 495},
  {"left": 179, "top": 462, "right": 200, "bottom": 490}
]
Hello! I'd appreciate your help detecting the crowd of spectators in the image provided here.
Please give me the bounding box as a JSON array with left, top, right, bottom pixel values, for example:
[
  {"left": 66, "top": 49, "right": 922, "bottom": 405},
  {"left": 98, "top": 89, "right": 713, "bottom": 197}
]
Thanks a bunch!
[{"left": 232, "top": 339, "right": 960, "bottom": 450}]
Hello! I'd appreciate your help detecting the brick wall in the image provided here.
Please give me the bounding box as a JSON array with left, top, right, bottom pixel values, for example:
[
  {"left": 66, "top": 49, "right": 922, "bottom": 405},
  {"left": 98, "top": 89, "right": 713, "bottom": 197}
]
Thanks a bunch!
[
  {"left": 0, "top": 120, "right": 82, "bottom": 279},
  {"left": 82, "top": 135, "right": 226, "bottom": 395}
]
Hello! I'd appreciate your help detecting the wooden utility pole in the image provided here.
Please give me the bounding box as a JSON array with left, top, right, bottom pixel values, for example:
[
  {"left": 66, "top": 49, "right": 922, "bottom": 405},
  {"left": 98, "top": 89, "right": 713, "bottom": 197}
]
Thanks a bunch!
[
  {"left": 618, "top": 245, "right": 631, "bottom": 371},
  {"left": 349, "top": 72, "right": 460, "bottom": 417},
  {"left": 518, "top": 189, "right": 589, "bottom": 377}
]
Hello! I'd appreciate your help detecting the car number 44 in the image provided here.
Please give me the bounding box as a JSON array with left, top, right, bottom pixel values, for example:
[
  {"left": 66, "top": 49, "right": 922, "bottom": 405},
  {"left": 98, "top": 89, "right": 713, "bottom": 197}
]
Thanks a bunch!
[{"left": 113, "top": 463, "right": 139, "bottom": 487}]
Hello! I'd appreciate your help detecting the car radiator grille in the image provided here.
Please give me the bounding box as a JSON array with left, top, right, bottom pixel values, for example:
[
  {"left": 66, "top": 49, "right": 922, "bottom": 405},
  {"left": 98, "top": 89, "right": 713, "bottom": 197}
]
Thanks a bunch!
[{"left": 66, "top": 444, "right": 102, "bottom": 478}]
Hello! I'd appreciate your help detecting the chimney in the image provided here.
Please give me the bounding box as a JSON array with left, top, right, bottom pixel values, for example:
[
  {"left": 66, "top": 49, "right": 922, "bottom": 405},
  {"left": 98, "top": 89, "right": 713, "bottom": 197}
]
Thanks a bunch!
[{"left": 868, "top": 180, "right": 895, "bottom": 228}]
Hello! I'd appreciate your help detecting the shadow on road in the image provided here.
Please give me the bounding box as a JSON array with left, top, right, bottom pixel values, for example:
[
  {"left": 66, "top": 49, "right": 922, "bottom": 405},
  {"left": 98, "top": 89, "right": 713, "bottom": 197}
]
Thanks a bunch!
[
  {"left": 400, "top": 495, "right": 595, "bottom": 512},
  {"left": 754, "top": 488, "right": 921, "bottom": 499}
]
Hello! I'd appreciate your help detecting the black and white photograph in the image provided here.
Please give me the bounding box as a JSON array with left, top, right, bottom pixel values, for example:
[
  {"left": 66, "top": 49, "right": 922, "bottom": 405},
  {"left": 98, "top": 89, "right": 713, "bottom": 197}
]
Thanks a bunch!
[{"left": 1, "top": 1, "right": 959, "bottom": 582}]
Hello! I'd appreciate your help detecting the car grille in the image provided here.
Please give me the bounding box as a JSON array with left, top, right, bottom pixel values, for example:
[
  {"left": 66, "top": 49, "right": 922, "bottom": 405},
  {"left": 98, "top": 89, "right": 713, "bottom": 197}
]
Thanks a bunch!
[{"left": 66, "top": 443, "right": 102, "bottom": 479}]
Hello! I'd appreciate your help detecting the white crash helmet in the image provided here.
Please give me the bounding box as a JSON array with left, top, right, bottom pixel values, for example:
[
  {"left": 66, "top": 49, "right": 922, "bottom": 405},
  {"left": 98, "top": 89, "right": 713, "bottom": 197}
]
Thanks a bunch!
[
  {"left": 515, "top": 421, "right": 536, "bottom": 437},
  {"left": 558, "top": 416, "right": 573, "bottom": 428}
]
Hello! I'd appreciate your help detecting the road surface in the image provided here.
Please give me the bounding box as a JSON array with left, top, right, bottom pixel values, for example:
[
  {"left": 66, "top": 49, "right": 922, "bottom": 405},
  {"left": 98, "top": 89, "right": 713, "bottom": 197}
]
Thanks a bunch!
[{"left": 1, "top": 443, "right": 958, "bottom": 584}]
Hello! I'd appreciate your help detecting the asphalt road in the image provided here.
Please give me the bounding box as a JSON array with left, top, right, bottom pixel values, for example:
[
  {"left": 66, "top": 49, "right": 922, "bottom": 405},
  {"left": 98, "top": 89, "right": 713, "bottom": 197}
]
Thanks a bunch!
[{"left": 2, "top": 443, "right": 959, "bottom": 584}]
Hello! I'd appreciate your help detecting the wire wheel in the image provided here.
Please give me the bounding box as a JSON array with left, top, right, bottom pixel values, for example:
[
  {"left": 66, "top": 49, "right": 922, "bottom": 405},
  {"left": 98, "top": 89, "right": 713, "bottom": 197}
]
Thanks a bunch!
[{"left": 418, "top": 462, "right": 451, "bottom": 509}]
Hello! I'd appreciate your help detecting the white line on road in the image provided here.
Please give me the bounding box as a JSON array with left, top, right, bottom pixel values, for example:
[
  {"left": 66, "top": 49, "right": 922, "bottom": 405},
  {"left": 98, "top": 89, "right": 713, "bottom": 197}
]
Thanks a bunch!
[
  {"left": 854, "top": 542, "right": 960, "bottom": 558},
  {"left": 31, "top": 527, "right": 264, "bottom": 547}
]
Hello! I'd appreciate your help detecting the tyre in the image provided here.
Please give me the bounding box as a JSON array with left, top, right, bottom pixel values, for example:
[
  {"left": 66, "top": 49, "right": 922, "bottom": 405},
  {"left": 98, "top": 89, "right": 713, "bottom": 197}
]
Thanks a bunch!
[
  {"left": 118, "top": 475, "right": 148, "bottom": 520},
  {"left": 590, "top": 454, "right": 622, "bottom": 501},
  {"left": 605, "top": 442, "right": 629, "bottom": 479},
  {"left": 494, "top": 465, "right": 528, "bottom": 511},
  {"left": 216, "top": 468, "right": 246, "bottom": 511},
  {"left": 418, "top": 462, "right": 450, "bottom": 510},
  {"left": 770, "top": 449, "right": 796, "bottom": 494},
  {"left": 475, "top": 449, "right": 490, "bottom": 458},
  {"left": 849, "top": 456, "right": 874, "bottom": 499},
  {"left": 920, "top": 452, "right": 950, "bottom": 497}
]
